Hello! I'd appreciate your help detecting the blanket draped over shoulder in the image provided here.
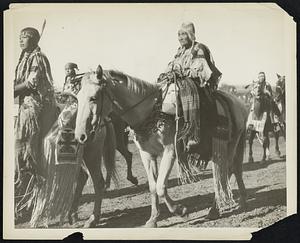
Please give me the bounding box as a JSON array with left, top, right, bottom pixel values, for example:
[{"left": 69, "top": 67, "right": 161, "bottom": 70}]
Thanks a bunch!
[{"left": 177, "top": 77, "right": 201, "bottom": 144}]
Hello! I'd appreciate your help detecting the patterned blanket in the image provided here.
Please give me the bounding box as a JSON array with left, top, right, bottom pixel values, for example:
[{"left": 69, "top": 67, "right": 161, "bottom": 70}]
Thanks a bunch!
[{"left": 177, "top": 78, "right": 201, "bottom": 144}]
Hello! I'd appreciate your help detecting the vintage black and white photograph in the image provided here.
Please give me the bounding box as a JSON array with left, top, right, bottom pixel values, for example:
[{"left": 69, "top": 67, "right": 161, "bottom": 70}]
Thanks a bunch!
[{"left": 3, "top": 3, "right": 297, "bottom": 240}]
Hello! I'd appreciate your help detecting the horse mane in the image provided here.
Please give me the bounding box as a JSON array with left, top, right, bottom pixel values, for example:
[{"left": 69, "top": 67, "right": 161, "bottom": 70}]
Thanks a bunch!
[
  {"left": 81, "top": 71, "right": 99, "bottom": 85},
  {"left": 106, "top": 70, "right": 159, "bottom": 95}
]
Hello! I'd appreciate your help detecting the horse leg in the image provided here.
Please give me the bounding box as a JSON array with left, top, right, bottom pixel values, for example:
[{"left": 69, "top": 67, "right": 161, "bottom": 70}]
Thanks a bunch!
[
  {"left": 113, "top": 115, "right": 138, "bottom": 185},
  {"left": 82, "top": 142, "right": 106, "bottom": 228},
  {"left": 262, "top": 132, "right": 270, "bottom": 161},
  {"left": 156, "top": 144, "right": 188, "bottom": 218},
  {"left": 274, "top": 130, "right": 281, "bottom": 158},
  {"left": 117, "top": 138, "right": 138, "bottom": 186},
  {"left": 248, "top": 131, "right": 255, "bottom": 163},
  {"left": 139, "top": 150, "right": 159, "bottom": 228},
  {"left": 233, "top": 135, "right": 247, "bottom": 210},
  {"left": 68, "top": 164, "right": 89, "bottom": 225}
]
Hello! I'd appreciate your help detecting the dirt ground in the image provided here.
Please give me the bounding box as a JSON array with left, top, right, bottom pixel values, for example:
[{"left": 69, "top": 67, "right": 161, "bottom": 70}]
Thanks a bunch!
[{"left": 16, "top": 137, "right": 287, "bottom": 228}]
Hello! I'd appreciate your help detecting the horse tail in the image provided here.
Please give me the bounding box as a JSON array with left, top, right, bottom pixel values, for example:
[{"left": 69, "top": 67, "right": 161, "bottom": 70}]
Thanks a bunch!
[
  {"left": 103, "top": 119, "right": 119, "bottom": 188},
  {"left": 211, "top": 135, "right": 235, "bottom": 211}
]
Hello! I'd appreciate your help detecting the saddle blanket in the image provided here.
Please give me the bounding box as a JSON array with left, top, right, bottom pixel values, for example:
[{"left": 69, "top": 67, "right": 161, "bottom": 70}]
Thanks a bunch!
[
  {"left": 247, "top": 111, "right": 267, "bottom": 133},
  {"left": 55, "top": 128, "right": 79, "bottom": 165}
]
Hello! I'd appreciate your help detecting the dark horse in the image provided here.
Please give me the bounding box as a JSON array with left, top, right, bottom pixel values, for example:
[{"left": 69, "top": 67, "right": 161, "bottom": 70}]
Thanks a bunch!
[
  {"left": 274, "top": 74, "right": 286, "bottom": 140},
  {"left": 55, "top": 93, "right": 138, "bottom": 226},
  {"left": 247, "top": 82, "right": 282, "bottom": 162}
]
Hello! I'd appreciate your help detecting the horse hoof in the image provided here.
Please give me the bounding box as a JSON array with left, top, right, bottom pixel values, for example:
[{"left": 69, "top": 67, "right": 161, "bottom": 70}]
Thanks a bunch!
[
  {"left": 83, "top": 215, "right": 98, "bottom": 228},
  {"left": 206, "top": 208, "right": 220, "bottom": 220},
  {"left": 174, "top": 204, "right": 188, "bottom": 218},
  {"left": 127, "top": 176, "right": 138, "bottom": 186},
  {"left": 144, "top": 220, "right": 157, "bottom": 228},
  {"left": 105, "top": 181, "right": 111, "bottom": 190},
  {"left": 68, "top": 212, "right": 79, "bottom": 225},
  {"left": 248, "top": 157, "right": 254, "bottom": 163},
  {"left": 238, "top": 201, "right": 247, "bottom": 211},
  {"left": 275, "top": 150, "right": 281, "bottom": 158}
]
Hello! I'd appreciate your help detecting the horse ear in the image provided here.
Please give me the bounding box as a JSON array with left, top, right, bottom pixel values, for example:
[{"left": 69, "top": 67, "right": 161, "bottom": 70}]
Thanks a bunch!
[
  {"left": 276, "top": 73, "right": 281, "bottom": 78},
  {"left": 96, "top": 65, "right": 103, "bottom": 80}
]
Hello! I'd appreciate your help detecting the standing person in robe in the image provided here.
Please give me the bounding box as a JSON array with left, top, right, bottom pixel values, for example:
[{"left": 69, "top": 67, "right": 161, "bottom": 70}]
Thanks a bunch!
[{"left": 14, "top": 27, "right": 56, "bottom": 179}]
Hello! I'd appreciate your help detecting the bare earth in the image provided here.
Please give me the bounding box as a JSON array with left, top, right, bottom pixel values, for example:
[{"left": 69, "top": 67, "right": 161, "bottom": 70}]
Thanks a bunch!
[{"left": 16, "top": 137, "right": 287, "bottom": 228}]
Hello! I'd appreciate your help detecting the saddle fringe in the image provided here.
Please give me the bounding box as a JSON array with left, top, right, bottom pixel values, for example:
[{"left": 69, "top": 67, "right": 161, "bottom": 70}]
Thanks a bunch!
[
  {"left": 30, "top": 123, "right": 82, "bottom": 227},
  {"left": 212, "top": 137, "right": 235, "bottom": 210}
]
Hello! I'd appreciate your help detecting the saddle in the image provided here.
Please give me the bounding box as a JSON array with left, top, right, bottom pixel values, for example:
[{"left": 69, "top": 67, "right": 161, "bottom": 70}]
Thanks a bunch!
[{"left": 55, "top": 102, "right": 79, "bottom": 165}]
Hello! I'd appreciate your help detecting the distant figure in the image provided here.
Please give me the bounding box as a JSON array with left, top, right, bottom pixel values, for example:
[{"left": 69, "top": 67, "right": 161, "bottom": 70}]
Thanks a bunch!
[{"left": 63, "top": 62, "right": 82, "bottom": 95}]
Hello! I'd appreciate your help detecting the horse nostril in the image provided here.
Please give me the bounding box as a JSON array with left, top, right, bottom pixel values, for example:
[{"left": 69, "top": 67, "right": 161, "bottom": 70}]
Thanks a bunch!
[{"left": 80, "top": 134, "right": 87, "bottom": 143}]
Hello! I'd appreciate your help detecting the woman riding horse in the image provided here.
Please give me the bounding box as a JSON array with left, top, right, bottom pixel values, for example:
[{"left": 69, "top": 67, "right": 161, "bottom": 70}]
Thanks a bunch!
[{"left": 157, "top": 22, "right": 222, "bottom": 162}]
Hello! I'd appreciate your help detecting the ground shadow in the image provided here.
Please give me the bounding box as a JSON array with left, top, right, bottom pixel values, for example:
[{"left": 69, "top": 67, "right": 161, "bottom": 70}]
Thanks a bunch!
[
  {"left": 89, "top": 184, "right": 287, "bottom": 228},
  {"left": 79, "top": 157, "right": 284, "bottom": 205},
  {"left": 188, "top": 187, "right": 286, "bottom": 226},
  {"left": 242, "top": 158, "right": 285, "bottom": 172},
  {"left": 79, "top": 170, "right": 213, "bottom": 204}
]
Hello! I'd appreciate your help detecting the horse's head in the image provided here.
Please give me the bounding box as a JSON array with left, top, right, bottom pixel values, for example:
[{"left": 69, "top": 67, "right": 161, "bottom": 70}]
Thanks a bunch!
[
  {"left": 75, "top": 65, "right": 112, "bottom": 144},
  {"left": 276, "top": 73, "right": 285, "bottom": 86}
]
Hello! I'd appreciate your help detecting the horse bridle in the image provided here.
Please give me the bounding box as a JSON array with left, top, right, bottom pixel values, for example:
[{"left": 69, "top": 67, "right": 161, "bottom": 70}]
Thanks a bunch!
[{"left": 90, "top": 75, "right": 160, "bottom": 133}]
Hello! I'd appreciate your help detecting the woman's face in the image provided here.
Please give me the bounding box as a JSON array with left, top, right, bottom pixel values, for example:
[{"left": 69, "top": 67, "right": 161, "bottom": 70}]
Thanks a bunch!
[
  {"left": 19, "top": 31, "right": 32, "bottom": 51},
  {"left": 178, "top": 30, "right": 191, "bottom": 47}
]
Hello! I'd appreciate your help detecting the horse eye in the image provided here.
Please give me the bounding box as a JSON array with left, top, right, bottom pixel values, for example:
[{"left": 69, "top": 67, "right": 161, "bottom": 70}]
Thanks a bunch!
[{"left": 89, "top": 96, "right": 97, "bottom": 102}]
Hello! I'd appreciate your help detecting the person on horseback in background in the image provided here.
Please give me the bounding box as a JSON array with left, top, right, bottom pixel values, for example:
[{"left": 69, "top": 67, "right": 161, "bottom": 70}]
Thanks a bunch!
[
  {"left": 63, "top": 62, "right": 82, "bottom": 95},
  {"left": 250, "top": 72, "right": 280, "bottom": 130},
  {"left": 56, "top": 63, "right": 84, "bottom": 135},
  {"left": 14, "top": 27, "right": 55, "bottom": 177},
  {"left": 257, "top": 72, "right": 273, "bottom": 97},
  {"left": 157, "top": 22, "right": 222, "bottom": 161}
]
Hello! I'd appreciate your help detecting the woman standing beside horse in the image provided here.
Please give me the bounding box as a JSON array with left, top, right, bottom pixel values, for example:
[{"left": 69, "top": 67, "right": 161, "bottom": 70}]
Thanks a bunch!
[
  {"left": 14, "top": 27, "right": 57, "bottom": 186},
  {"left": 14, "top": 27, "right": 58, "bottom": 219}
]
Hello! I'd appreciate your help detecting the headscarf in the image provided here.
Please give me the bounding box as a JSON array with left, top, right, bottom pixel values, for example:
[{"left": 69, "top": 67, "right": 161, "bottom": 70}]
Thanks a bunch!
[
  {"left": 20, "top": 27, "right": 40, "bottom": 46},
  {"left": 179, "top": 22, "right": 196, "bottom": 42},
  {"left": 65, "top": 62, "right": 79, "bottom": 70}
]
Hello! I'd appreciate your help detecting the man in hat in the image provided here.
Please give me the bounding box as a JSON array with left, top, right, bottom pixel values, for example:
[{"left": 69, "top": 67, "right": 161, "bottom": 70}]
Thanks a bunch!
[{"left": 14, "top": 27, "right": 56, "bottom": 177}]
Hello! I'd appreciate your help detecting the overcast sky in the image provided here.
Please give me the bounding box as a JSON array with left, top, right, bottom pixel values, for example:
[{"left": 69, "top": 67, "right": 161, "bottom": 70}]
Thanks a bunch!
[{"left": 6, "top": 3, "right": 294, "bottom": 89}]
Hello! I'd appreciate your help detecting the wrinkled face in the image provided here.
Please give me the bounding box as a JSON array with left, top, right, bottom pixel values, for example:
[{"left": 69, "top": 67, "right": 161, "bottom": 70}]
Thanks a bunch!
[
  {"left": 75, "top": 71, "right": 112, "bottom": 144},
  {"left": 178, "top": 30, "right": 191, "bottom": 47},
  {"left": 19, "top": 31, "right": 32, "bottom": 51},
  {"left": 65, "top": 67, "right": 76, "bottom": 77}
]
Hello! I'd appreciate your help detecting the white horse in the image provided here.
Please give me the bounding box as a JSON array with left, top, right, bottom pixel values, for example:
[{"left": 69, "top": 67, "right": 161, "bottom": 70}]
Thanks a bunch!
[{"left": 75, "top": 65, "right": 248, "bottom": 227}]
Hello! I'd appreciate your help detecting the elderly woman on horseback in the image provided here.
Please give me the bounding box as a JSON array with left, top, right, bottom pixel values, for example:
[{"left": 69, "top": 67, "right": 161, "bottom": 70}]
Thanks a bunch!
[
  {"left": 160, "top": 22, "right": 222, "bottom": 91},
  {"left": 14, "top": 27, "right": 56, "bottom": 178},
  {"left": 158, "top": 22, "right": 222, "bottom": 161}
]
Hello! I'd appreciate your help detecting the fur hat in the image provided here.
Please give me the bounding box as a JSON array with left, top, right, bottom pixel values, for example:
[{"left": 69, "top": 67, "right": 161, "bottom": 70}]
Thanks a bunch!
[{"left": 179, "top": 22, "right": 196, "bottom": 42}]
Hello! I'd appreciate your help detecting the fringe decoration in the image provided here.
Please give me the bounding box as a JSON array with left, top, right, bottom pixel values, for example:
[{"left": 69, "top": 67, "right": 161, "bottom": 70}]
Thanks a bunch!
[
  {"left": 175, "top": 142, "right": 207, "bottom": 185},
  {"left": 211, "top": 137, "right": 235, "bottom": 211},
  {"left": 30, "top": 121, "right": 83, "bottom": 227}
]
